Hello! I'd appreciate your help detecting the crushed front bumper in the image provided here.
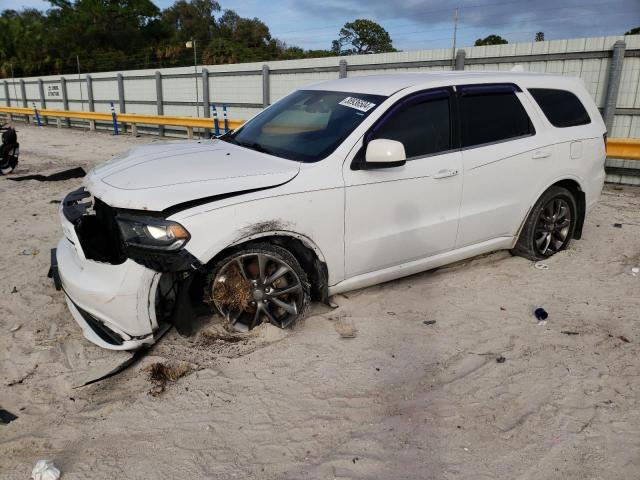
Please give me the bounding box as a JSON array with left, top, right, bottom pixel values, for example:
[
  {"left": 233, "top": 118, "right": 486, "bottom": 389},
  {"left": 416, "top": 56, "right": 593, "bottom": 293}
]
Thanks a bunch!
[{"left": 55, "top": 237, "right": 163, "bottom": 350}]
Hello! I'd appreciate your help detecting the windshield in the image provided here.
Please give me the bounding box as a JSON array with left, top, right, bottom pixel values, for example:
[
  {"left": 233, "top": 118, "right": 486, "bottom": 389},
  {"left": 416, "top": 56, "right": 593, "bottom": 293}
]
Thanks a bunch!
[{"left": 223, "top": 90, "right": 386, "bottom": 162}]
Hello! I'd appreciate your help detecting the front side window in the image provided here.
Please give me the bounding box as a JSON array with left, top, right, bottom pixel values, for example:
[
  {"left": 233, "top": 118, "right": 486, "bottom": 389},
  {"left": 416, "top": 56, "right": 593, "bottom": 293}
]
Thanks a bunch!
[
  {"left": 369, "top": 92, "right": 451, "bottom": 158},
  {"left": 224, "top": 90, "right": 385, "bottom": 163},
  {"left": 528, "top": 88, "right": 591, "bottom": 128},
  {"left": 460, "top": 86, "right": 533, "bottom": 148}
]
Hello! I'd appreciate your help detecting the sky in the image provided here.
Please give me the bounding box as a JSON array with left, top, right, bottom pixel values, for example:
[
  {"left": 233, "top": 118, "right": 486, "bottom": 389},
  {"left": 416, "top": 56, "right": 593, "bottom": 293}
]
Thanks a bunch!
[{"left": 1, "top": 0, "right": 638, "bottom": 51}]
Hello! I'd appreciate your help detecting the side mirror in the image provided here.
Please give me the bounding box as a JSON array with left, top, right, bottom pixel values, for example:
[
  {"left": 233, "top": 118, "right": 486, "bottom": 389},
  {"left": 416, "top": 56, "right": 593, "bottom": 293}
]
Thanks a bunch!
[{"left": 364, "top": 139, "right": 406, "bottom": 168}]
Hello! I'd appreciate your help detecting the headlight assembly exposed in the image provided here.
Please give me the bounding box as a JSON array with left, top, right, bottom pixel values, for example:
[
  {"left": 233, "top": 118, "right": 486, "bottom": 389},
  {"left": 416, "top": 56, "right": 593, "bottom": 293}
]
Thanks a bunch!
[{"left": 116, "top": 214, "right": 190, "bottom": 251}]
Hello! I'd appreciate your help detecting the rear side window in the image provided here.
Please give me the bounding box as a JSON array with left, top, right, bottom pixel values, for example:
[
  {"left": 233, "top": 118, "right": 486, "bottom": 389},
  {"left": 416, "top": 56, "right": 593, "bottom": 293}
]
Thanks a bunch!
[
  {"left": 371, "top": 95, "right": 451, "bottom": 158},
  {"left": 460, "top": 88, "right": 533, "bottom": 148},
  {"left": 528, "top": 88, "right": 591, "bottom": 128}
]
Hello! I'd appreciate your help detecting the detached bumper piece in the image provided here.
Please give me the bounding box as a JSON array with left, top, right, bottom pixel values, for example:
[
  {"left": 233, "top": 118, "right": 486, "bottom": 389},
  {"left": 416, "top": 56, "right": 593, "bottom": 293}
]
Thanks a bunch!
[{"left": 48, "top": 248, "right": 62, "bottom": 291}]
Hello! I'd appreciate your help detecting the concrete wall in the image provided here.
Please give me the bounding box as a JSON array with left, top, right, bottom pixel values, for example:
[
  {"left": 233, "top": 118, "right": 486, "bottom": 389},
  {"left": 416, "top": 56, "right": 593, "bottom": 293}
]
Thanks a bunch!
[{"left": 1, "top": 34, "right": 639, "bottom": 138}]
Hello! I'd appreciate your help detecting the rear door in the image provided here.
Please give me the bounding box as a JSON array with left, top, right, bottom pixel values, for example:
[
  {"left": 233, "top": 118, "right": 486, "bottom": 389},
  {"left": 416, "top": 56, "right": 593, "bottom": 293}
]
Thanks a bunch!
[
  {"left": 343, "top": 88, "right": 464, "bottom": 277},
  {"left": 455, "top": 84, "right": 549, "bottom": 248}
]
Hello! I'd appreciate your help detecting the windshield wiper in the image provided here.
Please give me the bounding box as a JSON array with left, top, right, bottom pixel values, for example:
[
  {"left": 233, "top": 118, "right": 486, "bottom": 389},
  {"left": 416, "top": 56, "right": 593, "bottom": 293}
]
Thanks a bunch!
[
  {"left": 237, "top": 141, "right": 275, "bottom": 156},
  {"left": 219, "top": 132, "right": 240, "bottom": 145}
]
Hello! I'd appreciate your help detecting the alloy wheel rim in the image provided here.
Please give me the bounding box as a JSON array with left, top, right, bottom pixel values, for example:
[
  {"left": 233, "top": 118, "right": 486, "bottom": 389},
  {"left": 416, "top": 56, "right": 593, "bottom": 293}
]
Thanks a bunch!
[
  {"left": 211, "top": 253, "right": 303, "bottom": 331},
  {"left": 534, "top": 198, "right": 572, "bottom": 256}
]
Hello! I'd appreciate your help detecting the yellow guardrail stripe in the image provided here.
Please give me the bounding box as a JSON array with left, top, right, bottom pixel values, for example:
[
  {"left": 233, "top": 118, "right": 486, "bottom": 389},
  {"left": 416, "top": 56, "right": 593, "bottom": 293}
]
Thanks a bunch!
[
  {"left": 0, "top": 105, "right": 639, "bottom": 160},
  {"left": 606, "top": 138, "right": 640, "bottom": 161},
  {"left": 0, "top": 106, "right": 244, "bottom": 131}
]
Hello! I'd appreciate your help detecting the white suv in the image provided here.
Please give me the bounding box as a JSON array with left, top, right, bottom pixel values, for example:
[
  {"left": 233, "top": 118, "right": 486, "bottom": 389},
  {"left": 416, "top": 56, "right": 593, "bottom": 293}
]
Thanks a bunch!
[{"left": 52, "top": 72, "right": 606, "bottom": 350}]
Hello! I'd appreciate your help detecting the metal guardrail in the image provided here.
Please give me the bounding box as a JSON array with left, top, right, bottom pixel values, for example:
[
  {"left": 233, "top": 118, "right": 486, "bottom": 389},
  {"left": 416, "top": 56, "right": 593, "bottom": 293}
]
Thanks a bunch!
[
  {"left": 1, "top": 105, "right": 639, "bottom": 161},
  {"left": 0, "top": 106, "right": 243, "bottom": 138},
  {"left": 606, "top": 138, "right": 640, "bottom": 161}
]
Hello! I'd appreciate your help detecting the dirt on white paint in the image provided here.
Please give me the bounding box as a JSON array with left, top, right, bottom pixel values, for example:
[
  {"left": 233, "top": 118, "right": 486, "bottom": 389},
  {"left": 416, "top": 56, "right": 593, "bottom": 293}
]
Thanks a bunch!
[{"left": 1, "top": 124, "right": 639, "bottom": 479}]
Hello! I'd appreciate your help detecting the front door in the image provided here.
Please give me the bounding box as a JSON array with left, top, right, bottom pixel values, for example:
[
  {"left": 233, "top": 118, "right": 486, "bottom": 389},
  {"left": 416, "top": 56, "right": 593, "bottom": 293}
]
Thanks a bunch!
[{"left": 343, "top": 89, "right": 463, "bottom": 278}]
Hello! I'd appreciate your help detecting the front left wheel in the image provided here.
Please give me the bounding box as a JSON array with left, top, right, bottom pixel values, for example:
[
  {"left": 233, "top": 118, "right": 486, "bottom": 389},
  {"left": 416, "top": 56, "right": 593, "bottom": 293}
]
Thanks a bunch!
[{"left": 205, "top": 243, "right": 310, "bottom": 332}]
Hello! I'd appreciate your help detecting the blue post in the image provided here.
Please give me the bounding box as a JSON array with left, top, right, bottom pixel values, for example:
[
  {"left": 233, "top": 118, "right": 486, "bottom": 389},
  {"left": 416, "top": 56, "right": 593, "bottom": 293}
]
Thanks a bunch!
[
  {"left": 110, "top": 101, "right": 119, "bottom": 135},
  {"left": 223, "top": 104, "right": 229, "bottom": 133},
  {"left": 211, "top": 104, "right": 220, "bottom": 136},
  {"left": 32, "top": 103, "right": 41, "bottom": 127}
]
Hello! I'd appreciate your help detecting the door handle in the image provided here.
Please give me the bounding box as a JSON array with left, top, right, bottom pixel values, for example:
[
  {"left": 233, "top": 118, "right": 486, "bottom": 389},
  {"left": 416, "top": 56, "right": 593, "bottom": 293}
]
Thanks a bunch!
[
  {"left": 433, "top": 169, "right": 459, "bottom": 179},
  {"left": 532, "top": 150, "right": 551, "bottom": 159}
]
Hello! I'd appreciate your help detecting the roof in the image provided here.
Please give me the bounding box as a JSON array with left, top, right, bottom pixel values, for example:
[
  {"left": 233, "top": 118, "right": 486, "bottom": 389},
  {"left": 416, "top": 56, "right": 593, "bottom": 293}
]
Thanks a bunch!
[{"left": 306, "top": 71, "right": 580, "bottom": 96}]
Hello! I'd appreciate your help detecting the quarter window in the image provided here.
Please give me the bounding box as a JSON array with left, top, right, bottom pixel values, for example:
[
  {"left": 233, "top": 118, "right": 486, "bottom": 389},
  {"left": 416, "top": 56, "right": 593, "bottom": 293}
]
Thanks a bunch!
[
  {"left": 370, "top": 95, "right": 451, "bottom": 158},
  {"left": 528, "top": 88, "right": 591, "bottom": 128},
  {"left": 460, "top": 89, "right": 533, "bottom": 148}
]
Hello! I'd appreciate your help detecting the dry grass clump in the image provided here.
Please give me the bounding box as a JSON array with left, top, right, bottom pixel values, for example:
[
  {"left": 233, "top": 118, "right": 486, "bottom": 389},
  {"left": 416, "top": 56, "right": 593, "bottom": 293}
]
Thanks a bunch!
[
  {"left": 146, "top": 362, "right": 190, "bottom": 396},
  {"left": 205, "top": 263, "right": 252, "bottom": 311}
]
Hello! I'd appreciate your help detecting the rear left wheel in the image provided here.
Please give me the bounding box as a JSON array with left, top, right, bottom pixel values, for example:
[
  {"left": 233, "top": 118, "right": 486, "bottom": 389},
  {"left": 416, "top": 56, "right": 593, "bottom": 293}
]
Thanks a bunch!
[
  {"left": 511, "top": 186, "right": 577, "bottom": 261},
  {"left": 205, "top": 243, "right": 310, "bottom": 332}
]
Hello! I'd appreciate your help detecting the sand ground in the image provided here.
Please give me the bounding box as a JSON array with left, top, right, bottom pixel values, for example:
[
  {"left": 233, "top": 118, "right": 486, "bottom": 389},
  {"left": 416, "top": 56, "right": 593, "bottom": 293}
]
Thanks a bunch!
[{"left": 1, "top": 124, "right": 639, "bottom": 479}]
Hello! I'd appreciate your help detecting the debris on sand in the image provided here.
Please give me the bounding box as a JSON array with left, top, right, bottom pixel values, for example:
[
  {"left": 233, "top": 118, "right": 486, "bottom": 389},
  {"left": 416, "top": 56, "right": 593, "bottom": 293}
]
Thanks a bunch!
[
  {"left": 31, "top": 460, "right": 60, "bottom": 480},
  {"left": 206, "top": 262, "right": 252, "bottom": 311},
  {"left": 199, "top": 329, "right": 246, "bottom": 345},
  {"left": 251, "top": 322, "right": 288, "bottom": 342},
  {"left": 618, "top": 335, "right": 631, "bottom": 343},
  {"left": 561, "top": 331, "right": 580, "bottom": 335},
  {"left": 335, "top": 318, "right": 358, "bottom": 338},
  {"left": 534, "top": 307, "right": 548, "bottom": 321},
  {"left": 423, "top": 320, "right": 436, "bottom": 326},
  {"left": 0, "top": 408, "right": 18, "bottom": 424},
  {"left": 534, "top": 262, "right": 549, "bottom": 270},
  {"left": 496, "top": 356, "right": 506, "bottom": 363},
  {"left": 146, "top": 362, "right": 190, "bottom": 397},
  {"left": 9, "top": 166, "right": 86, "bottom": 182}
]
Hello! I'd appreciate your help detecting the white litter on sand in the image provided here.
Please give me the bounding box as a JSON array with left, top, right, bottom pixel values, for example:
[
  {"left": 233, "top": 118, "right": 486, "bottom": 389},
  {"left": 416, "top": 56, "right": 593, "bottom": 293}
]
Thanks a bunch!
[{"left": 31, "top": 460, "right": 60, "bottom": 480}]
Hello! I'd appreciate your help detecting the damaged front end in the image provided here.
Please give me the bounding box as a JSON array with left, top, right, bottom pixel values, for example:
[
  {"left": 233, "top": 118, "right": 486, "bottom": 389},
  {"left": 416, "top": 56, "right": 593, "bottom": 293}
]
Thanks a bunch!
[{"left": 54, "top": 187, "right": 206, "bottom": 349}]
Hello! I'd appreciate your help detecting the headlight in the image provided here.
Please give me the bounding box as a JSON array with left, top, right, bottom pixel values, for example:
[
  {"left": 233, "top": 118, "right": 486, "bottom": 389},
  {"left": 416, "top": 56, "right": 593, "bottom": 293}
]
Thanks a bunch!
[{"left": 116, "top": 214, "right": 190, "bottom": 251}]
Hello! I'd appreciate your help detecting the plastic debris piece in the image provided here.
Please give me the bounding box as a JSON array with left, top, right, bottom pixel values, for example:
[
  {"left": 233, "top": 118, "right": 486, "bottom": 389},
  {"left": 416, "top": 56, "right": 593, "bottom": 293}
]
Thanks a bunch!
[
  {"left": 618, "top": 335, "right": 631, "bottom": 343},
  {"left": 31, "top": 460, "right": 60, "bottom": 480},
  {"left": 423, "top": 320, "right": 436, "bottom": 325},
  {"left": 613, "top": 223, "right": 622, "bottom": 228},
  {"left": 561, "top": 331, "right": 579, "bottom": 335},
  {"left": 631, "top": 267, "right": 639, "bottom": 277},
  {"left": 534, "top": 262, "right": 549, "bottom": 270},
  {"left": 11, "top": 286, "right": 18, "bottom": 293},
  {"left": 496, "top": 356, "right": 506, "bottom": 363},
  {"left": 10, "top": 324, "right": 21, "bottom": 332},
  {"left": 534, "top": 308, "right": 548, "bottom": 321},
  {"left": 19, "top": 249, "right": 39, "bottom": 256},
  {"left": 334, "top": 319, "right": 358, "bottom": 338},
  {"left": 0, "top": 408, "right": 18, "bottom": 424}
]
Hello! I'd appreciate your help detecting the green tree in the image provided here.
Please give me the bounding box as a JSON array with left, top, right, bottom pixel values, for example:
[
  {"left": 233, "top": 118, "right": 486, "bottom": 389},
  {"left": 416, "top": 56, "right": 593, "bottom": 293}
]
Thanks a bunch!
[
  {"left": 625, "top": 27, "right": 640, "bottom": 35},
  {"left": 332, "top": 19, "right": 395, "bottom": 55},
  {"left": 0, "top": 0, "right": 336, "bottom": 77},
  {"left": 535, "top": 32, "right": 544, "bottom": 42},
  {"left": 474, "top": 34, "right": 508, "bottom": 46}
]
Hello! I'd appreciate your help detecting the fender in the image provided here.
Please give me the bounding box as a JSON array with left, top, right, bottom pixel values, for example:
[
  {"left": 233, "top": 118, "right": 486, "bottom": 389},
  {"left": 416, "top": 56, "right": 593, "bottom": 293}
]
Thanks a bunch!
[
  {"left": 512, "top": 174, "right": 587, "bottom": 247},
  {"left": 226, "top": 229, "right": 327, "bottom": 265}
]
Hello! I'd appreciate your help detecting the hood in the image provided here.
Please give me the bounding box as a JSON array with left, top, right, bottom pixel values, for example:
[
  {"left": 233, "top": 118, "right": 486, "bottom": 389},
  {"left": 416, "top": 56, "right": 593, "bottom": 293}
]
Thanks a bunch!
[{"left": 85, "top": 139, "right": 300, "bottom": 212}]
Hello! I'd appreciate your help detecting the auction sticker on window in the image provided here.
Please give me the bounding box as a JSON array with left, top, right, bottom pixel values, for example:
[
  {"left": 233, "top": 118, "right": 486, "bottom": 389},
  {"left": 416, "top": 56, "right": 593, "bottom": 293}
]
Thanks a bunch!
[{"left": 339, "top": 97, "right": 376, "bottom": 112}]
